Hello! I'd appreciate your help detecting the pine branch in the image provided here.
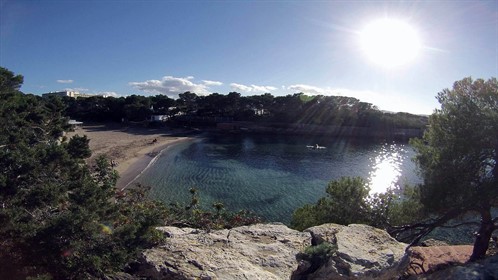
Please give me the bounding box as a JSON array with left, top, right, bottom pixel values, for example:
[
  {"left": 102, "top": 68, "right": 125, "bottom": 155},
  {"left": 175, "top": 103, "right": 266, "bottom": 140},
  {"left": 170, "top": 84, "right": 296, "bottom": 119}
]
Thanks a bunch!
[{"left": 388, "top": 208, "right": 464, "bottom": 247}]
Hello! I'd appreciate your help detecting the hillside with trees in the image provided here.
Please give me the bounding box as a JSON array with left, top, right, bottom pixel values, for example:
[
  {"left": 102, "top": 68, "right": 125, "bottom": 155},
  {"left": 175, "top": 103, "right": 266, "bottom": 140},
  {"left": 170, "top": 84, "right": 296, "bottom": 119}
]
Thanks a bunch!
[{"left": 63, "top": 91, "right": 428, "bottom": 133}]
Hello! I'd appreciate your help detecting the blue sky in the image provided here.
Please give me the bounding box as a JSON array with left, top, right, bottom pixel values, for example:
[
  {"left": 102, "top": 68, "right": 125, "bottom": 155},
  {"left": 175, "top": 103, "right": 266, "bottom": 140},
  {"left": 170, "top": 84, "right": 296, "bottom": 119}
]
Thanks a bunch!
[{"left": 1, "top": 0, "right": 497, "bottom": 114}]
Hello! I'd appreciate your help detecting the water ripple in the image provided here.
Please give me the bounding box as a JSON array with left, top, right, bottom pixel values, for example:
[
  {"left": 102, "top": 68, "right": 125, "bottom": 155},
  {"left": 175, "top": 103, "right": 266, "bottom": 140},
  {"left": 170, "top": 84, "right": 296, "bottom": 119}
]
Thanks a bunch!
[{"left": 138, "top": 135, "right": 421, "bottom": 223}]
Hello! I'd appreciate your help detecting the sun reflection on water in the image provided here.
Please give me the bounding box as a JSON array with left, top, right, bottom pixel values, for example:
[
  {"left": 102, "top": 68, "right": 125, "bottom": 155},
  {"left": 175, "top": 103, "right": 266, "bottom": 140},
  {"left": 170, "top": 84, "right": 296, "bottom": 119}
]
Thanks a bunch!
[{"left": 368, "top": 143, "right": 406, "bottom": 194}]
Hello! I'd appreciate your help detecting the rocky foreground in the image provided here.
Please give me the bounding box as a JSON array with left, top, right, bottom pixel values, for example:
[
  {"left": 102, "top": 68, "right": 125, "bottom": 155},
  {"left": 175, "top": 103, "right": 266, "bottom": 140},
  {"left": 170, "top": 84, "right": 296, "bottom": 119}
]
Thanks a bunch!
[{"left": 124, "top": 223, "right": 498, "bottom": 280}]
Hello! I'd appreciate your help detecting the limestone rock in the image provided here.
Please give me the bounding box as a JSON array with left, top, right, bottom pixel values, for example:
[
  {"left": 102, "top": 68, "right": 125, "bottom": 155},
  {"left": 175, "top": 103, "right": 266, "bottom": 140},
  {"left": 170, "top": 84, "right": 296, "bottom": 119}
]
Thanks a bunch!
[
  {"left": 134, "top": 223, "right": 409, "bottom": 280},
  {"left": 135, "top": 223, "right": 311, "bottom": 280},
  {"left": 301, "top": 223, "right": 408, "bottom": 279}
]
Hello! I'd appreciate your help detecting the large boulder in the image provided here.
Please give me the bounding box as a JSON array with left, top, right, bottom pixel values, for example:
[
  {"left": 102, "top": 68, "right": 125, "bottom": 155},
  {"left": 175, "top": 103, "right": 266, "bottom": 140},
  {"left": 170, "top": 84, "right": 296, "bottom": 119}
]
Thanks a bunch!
[
  {"left": 132, "top": 223, "right": 409, "bottom": 280},
  {"left": 297, "top": 223, "right": 408, "bottom": 279},
  {"left": 135, "top": 223, "right": 311, "bottom": 279}
]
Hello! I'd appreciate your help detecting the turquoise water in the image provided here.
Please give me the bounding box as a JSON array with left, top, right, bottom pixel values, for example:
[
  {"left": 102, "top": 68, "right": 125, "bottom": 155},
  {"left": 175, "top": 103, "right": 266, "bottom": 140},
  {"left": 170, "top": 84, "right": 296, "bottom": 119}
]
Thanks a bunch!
[{"left": 137, "top": 134, "right": 422, "bottom": 223}]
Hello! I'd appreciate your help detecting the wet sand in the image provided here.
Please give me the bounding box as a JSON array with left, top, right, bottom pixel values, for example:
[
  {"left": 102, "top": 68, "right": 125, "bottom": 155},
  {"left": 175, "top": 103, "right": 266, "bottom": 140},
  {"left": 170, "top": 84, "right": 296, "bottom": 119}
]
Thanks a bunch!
[{"left": 66, "top": 123, "right": 195, "bottom": 189}]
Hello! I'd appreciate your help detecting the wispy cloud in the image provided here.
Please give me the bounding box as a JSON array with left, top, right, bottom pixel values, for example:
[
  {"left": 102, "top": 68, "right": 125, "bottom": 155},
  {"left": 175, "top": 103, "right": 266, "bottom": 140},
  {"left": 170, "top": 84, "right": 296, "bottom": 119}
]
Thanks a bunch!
[
  {"left": 129, "top": 76, "right": 211, "bottom": 97},
  {"left": 202, "top": 80, "right": 223, "bottom": 86},
  {"left": 99, "top": 91, "right": 120, "bottom": 97},
  {"left": 287, "top": 84, "right": 326, "bottom": 95},
  {"left": 230, "top": 83, "right": 277, "bottom": 93},
  {"left": 57, "top": 79, "right": 74, "bottom": 84}
]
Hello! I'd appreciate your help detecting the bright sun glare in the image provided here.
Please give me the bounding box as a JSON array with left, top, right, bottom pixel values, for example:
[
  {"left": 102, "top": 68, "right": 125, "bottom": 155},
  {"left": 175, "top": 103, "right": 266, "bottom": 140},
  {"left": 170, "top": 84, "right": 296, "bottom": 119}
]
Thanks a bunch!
[{"left": 359, "top": 18, "right": 421, "bottom": 68}]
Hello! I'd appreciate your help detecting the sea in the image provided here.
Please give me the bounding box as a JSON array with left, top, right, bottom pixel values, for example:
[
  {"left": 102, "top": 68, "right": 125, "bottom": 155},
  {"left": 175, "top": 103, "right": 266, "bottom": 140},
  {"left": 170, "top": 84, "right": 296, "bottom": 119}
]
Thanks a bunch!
[{"left": 136, "top": 133, "right": 422, "bottom": 224}]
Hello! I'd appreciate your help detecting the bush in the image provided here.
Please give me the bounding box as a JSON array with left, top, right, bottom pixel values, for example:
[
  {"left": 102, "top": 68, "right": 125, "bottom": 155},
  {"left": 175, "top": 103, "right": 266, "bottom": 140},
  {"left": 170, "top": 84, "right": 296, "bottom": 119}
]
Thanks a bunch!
[
  {"left": 163, "top": 187, "right": 262, "bottom": 230},
  {"left": 290, "top": 177, "right": 424, "bottom": 232}
]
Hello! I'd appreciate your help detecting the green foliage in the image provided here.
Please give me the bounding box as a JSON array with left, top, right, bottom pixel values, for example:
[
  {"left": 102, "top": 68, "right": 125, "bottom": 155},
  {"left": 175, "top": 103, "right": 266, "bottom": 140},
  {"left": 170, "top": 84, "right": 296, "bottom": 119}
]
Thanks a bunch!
[
  {"left": 65, "top": 134, "right": 91, "bottom": 159},
  {"left": 161, "top": 187, "right": 262, "bottom": 230},
  {"left": 410, "top": 77, "right": 498, "bottom": 260},
  {"left": 302, "top": 242, "right": 338, "bottom": 262},
  {"left": 124, "top": 95, "right": 152, "bottom": 122},
  {"left": 379, "top": 186, "right": 424, "bottom": 227},
  {"left": 411, "top": 77, "right": 498, "bottom": 213},
  {"left": 291, "top": 177, "right": 424, "bottom": 232},
  {"left": 0, "top": 68, "right": 167, "bottom": 279},
  {"left": 291, "top": 177, "right": 371, "bottom": 231},
  {"left": 0, "top": 67, "right": 23, "bottom": 92},
  {"left": 295, "top": 242, "right": 338, "bottom": 276}
]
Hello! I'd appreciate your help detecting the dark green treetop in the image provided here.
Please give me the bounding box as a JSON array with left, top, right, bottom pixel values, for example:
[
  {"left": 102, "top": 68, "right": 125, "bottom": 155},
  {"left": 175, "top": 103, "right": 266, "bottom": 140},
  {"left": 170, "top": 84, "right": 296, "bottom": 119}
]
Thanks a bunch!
[
  {"left": 0, "top": 67, "right": 166, "bottom": 279},
  {"left": 411, "top": 77, "right": 498, "bottom": 260}
]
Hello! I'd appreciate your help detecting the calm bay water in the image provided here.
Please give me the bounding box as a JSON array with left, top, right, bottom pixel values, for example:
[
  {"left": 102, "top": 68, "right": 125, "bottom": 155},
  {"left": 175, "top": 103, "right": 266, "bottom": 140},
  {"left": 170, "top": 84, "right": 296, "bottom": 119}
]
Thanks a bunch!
[{"left": 137, "top": 134, "right": 422, "bottom": 224}]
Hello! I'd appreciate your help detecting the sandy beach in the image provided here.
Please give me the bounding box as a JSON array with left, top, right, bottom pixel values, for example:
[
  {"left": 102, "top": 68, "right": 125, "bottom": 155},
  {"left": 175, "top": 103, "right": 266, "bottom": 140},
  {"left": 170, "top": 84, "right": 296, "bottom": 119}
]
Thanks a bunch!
[{"left": 66, "top": 123, "right": 196, "bottom": 189}]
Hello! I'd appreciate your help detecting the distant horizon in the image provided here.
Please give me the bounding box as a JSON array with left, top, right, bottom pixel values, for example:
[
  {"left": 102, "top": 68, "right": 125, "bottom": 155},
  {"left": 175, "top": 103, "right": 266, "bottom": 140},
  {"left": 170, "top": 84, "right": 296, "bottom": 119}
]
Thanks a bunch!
[{"left": 2, "top": 1, "right": 497, "bottom": 115}]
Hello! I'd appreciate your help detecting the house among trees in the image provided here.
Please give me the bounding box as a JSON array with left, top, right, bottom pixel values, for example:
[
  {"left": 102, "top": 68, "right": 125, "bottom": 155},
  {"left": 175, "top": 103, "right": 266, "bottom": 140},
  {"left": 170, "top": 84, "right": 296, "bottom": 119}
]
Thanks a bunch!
[
  {"left": 68, "top": 119, "right": 83, "bottom": 127},
  {"left": 42, "top": 90, "right": 99, "bottom": 99},
  {"left": 148, "top": 115, "right": 170, "bottom": 122},
  {"left": 253, "top": 108, "right": 269, "bottom": 116}
]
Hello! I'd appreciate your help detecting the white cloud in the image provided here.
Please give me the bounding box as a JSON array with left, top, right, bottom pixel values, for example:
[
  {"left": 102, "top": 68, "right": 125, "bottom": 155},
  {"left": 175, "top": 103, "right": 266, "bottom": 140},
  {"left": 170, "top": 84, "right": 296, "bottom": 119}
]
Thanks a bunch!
[
  {"left": 287, "top": 84, "right": 326, "bottom": 95},
  {"left": 57, "top": 79, "right": 74, "bottom": 84},
  {"left": 202, "top": 80, "right": 223, "bottom": 86},
  {"left": 129, "top": 76, "right": 210, "bottom": 97},
  {"left": 230, "top": 83, "right": 277, "bottom": 93},
  {"left": 230, "top": 83, "right": 252, "bottom": 92},
  {"left": 98, "top": 91, "right": 120, "bottom": 98}
]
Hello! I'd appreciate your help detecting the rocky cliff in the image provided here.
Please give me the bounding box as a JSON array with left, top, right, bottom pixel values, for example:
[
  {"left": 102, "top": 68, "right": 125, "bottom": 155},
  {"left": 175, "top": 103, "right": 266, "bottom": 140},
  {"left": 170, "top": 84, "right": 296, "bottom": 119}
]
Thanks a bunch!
[{"left": 130, "top": 223, "right": 409, "bottom": 279}]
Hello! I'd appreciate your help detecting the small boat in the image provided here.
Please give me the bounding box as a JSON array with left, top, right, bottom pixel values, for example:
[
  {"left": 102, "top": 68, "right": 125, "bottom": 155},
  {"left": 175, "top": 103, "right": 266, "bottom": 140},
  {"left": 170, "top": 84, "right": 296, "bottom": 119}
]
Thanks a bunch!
[{"left": 306, "top": 144, "right": 326, "bottom": 150}]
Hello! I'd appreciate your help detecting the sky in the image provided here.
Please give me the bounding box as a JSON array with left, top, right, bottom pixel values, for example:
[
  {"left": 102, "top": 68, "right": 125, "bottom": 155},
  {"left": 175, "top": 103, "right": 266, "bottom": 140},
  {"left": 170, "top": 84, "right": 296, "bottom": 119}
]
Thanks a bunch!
[{"left": 1, "top": 0, "right": 497, "bottom": 114}]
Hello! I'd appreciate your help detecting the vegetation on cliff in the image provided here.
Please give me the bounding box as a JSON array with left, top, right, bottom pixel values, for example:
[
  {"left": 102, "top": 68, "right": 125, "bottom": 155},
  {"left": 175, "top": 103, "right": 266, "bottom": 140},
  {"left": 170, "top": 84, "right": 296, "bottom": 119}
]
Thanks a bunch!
[{"left": 290, "top": 177, "right": 424, "bottom": 232}]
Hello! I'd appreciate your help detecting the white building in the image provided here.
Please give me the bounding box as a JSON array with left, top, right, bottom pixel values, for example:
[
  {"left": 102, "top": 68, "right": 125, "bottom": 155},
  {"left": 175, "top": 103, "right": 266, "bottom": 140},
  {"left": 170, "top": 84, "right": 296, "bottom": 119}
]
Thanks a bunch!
[
  {"left": 148, "top": 115, "right": 170, "bottom": 122},
  {"left": 42, "top": 90, "right": 98, "bottom": 99}
]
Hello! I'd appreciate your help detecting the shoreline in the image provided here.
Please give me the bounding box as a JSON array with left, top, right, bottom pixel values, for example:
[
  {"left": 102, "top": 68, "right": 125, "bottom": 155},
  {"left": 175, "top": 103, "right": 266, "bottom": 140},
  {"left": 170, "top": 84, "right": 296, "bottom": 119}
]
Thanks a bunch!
[
  {"left": 66, "top": 123, "right": 201, "bottom": 190},
  {"left": 115, "top": 136, "right": 197, "bottom": 189}
]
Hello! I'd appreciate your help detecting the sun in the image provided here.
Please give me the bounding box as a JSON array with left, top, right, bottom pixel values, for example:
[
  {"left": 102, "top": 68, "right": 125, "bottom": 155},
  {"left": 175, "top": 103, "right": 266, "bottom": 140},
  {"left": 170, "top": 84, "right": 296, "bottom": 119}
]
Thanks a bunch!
[{"left": 359, "top": 18, "right": 421, "bottom": 68}]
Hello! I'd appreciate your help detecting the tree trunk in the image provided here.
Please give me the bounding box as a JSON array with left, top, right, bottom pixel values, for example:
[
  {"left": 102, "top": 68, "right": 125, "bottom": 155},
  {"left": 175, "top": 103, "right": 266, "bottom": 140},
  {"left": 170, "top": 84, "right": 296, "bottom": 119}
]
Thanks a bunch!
[
  {"left": 493, "top": 141, "right": 498, "bottom": 180},
  {"left": 469, "top": 207, "right": 494, "bottom": 261}
]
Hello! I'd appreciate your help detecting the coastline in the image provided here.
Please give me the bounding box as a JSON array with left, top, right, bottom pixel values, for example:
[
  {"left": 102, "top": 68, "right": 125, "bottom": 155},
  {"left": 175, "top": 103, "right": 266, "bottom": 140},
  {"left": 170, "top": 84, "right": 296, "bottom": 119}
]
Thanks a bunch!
[
  {"left": 115, "top": 136, "right": 196, "bottom": 189},
  {"left": 66, "top": 123, "right": 199, "bottom": 189}
]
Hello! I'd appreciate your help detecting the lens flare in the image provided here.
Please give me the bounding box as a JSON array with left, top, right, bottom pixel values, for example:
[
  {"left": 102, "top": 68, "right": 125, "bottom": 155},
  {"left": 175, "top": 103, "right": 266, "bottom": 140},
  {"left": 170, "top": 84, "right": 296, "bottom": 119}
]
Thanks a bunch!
[{"left": 359, "top": 18, "right": 421, "bottom": 68}]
